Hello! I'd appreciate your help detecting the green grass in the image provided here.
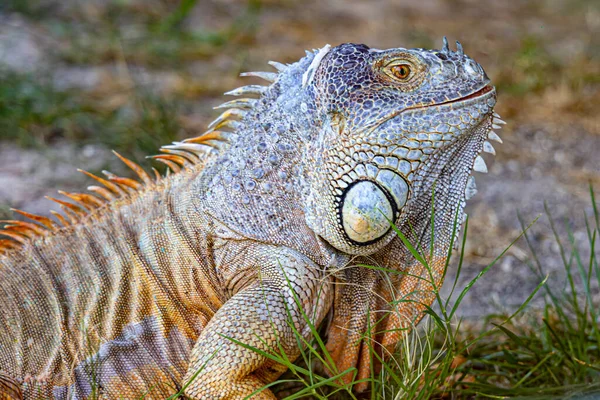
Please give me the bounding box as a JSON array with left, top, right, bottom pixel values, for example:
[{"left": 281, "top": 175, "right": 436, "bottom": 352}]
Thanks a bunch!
[
  {"left": 0, "top": 0, "right": 262, "bottom": 164},
  {"left": 21, "top": 0, "right": 261, "bottom": 67},
  {"left": 495, "top": 36, "right": 558, "bottom": 97},
  {"left": 0, "top": 68, "right": 184, "bottom": 161},
  {"left": 0, "top": 0, "right": 53, "bottom": 18},
  {"left": 0, "top": 69, "right": 85, "bottom": 147}
]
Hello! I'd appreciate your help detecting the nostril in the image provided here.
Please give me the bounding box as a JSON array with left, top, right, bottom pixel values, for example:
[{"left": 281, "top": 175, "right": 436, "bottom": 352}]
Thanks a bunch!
[{"left": 464, "top": 59, "right": 483, "bottom": 77}]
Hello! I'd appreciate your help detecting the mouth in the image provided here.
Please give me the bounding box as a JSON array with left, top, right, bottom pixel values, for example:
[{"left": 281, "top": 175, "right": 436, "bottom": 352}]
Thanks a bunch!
[
  {"left": 436, "top": 84, "right": 495, "bottom": 107},
  {"left": 404, "top": 84, "right": 495, "bottom": 115}
]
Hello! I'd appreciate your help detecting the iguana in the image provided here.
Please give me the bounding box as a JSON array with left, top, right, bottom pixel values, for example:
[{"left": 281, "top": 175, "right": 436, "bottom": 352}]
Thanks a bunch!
[{"left": 0, "top": 39, "right": 503, "bottom": 399}]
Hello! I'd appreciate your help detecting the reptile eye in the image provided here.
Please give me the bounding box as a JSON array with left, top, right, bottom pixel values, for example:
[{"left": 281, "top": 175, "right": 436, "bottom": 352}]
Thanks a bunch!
[
  {"left": 391, "top": 64, "right": 411, "bottom": 80},
  {"left": 379, "top": 55, "right": 425, "bottom": 91}
]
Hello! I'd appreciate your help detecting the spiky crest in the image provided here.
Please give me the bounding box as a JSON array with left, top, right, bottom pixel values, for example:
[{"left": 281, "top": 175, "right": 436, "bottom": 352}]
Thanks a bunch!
[{"left": 0, "top": 60, "right": 283, "bottom": 255}]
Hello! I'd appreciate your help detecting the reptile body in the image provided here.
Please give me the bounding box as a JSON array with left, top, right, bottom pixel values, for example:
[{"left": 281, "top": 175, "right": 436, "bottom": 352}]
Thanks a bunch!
[{"left": 0, "top": 40, "right": 502, "bottom": 399}]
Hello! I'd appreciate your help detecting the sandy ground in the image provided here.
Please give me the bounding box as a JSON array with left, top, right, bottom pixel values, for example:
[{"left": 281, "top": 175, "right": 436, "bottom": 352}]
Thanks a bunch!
[{"left": 0, "top": 0, "right": 598, "bottom": 317}]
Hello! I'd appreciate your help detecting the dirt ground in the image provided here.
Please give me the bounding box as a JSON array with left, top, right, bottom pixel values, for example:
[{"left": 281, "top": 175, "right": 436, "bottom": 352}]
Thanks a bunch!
[{"left": 0, "top": 0, "right": 598, "bottom": 317}]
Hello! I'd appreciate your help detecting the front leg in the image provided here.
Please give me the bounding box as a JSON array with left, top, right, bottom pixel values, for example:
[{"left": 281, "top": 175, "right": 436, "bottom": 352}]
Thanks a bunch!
[{"left": 182, "top": 247, "right": 332, "bottom": 399}]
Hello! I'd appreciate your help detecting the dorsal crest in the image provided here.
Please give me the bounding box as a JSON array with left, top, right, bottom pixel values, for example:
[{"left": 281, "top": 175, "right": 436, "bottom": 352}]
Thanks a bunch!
[{"left": 0, "top": 60, "right": 287, "bottom": 256}]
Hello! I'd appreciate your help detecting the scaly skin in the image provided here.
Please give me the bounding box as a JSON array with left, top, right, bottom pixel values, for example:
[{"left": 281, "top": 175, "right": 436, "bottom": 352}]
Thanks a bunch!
[{"left": 0, "top": 39, "right": 501, "bottom": 399}]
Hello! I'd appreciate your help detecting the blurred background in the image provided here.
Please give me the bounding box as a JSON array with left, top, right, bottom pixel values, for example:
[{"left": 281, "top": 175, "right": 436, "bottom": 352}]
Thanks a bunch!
[{"left": 0, "top": 0, "right": 598, "bottom": 317}]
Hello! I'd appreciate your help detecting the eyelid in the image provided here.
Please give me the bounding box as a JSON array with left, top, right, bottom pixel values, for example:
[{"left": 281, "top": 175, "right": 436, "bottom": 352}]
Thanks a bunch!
[{"left": 385, "top": 59, "right": 414, "bottom": 67}]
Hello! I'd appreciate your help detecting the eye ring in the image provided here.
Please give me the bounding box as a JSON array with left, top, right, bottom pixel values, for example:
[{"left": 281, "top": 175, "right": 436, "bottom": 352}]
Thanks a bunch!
[
  {"left": 377, "top": 54, "right": 426, "bottom": 91},
  {"left": 391, "top": 64, "right": 411, "bottom": 80}
]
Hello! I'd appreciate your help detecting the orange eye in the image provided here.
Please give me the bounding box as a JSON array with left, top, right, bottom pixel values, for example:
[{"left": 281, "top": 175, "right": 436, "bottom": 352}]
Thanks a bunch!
[{"left": 391, "top": 64, "right": 411, "bottom": 80}]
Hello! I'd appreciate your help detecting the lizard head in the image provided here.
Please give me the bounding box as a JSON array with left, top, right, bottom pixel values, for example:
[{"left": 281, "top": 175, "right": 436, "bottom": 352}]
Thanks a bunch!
[{"left": 303, "top": 40, "right": 498, "bottom": 256}]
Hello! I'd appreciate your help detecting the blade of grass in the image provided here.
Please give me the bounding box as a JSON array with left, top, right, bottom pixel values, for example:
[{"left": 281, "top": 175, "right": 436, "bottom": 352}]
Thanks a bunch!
[{"left": 449, "top": 215, "right": 540, "bottom": 320}]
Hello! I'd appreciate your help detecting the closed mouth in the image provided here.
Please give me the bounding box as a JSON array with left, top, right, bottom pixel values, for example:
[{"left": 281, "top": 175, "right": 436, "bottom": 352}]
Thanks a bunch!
[
  {"left": 436, "top": 84, "right": 495, "bottom": 107},
  {"left": 408, "top": 84, "right": 495, "bottom": 113}
]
